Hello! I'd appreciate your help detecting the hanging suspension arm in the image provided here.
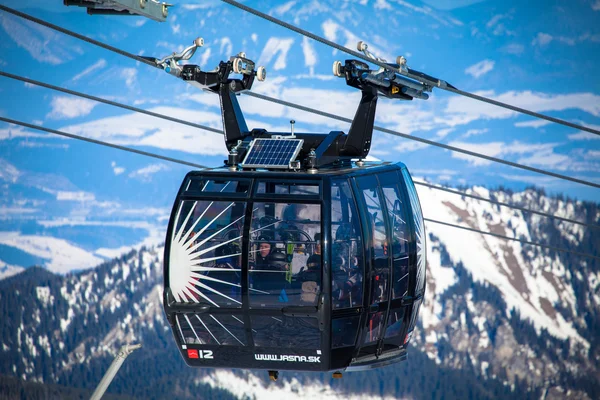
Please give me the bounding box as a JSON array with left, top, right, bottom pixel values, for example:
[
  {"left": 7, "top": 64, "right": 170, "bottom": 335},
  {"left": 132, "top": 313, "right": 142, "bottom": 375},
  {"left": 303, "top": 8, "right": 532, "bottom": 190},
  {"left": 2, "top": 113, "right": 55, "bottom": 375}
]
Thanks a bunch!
[{"left": 146, "top": 40, "right": 267, "bottom": 150}]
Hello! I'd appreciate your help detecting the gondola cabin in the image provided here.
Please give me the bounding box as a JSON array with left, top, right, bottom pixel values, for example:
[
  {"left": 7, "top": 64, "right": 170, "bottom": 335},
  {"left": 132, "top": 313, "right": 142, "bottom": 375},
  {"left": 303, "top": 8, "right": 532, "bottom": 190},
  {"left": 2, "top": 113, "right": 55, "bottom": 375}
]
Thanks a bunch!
[
  {"left": 158, "top": 45, "right": 429, "bottom": 378},
  {"left": 164, "top": 162, "right": 426, "bottom": 375}
]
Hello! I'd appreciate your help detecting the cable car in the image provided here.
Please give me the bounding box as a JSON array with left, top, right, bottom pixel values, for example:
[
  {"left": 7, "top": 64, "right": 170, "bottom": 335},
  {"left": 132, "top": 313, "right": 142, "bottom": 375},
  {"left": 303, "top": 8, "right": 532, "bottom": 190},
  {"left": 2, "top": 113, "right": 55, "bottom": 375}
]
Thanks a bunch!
[{"left": 160, "top": 43, "right": 427, "bottom": 379}]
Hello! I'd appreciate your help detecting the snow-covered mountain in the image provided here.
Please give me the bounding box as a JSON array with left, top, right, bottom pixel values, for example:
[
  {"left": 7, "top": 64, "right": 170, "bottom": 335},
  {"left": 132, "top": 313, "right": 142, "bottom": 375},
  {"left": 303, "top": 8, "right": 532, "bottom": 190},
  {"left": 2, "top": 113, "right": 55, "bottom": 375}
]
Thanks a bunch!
[{"left": 1, "top": 184, "right": 598, "bottom": 399}]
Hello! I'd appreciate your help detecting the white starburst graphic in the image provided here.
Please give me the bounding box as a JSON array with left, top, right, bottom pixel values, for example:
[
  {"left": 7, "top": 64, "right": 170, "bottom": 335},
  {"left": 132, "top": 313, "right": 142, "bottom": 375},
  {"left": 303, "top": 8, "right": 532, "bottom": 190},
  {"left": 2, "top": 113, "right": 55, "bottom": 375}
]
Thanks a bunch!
[{"left": 169, "top": 200, "right": 244, "bottom": 306}]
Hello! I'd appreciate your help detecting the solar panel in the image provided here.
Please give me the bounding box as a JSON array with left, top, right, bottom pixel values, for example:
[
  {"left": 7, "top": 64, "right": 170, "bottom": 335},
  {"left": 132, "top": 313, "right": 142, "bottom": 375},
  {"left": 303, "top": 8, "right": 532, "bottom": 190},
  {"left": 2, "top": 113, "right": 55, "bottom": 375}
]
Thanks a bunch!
[{"left": 241, "top": 138, "right": 304, "bottom": 169}]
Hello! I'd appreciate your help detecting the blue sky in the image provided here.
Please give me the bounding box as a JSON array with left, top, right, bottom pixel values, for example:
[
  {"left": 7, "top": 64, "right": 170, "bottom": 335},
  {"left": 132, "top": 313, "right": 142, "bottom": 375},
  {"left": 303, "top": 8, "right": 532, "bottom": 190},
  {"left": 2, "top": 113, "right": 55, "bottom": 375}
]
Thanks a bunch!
[{"left": 0, "top": 0, "right": 598, "bottom": 271}]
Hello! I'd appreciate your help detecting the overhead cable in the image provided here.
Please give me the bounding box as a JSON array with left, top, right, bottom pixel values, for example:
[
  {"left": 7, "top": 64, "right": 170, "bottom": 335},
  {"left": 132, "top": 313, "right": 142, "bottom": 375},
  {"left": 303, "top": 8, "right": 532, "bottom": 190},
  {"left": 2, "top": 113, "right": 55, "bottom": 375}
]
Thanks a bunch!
[
  {"left": 0, "top": 71, "right": 223, "bottom": 135},
  {"left": 0, "top": 117, "right": 208, "bottom": 169},
  {"left": 4, "top": 69, "right": 595, "bottom": 230},
  {"left": 1, "top": 6, "right": 599, "bottom": 189},
  {"left": 0, "top": 4, "right": 154, "bottom": 67},
  {"left": 414, "top": 180, "right": 600, "bottom": 230},
  {"left": 219, "top": 0, "right": 600, "bottom": 137},
  {"left": 245, "top": 92, "right": 600, "bottom": 190},
  {"left": 2, "top": 115, "right": 597, "bottom": 262},
  {"left": 423, "top": 218, "right": 600, "bottom": 262}
]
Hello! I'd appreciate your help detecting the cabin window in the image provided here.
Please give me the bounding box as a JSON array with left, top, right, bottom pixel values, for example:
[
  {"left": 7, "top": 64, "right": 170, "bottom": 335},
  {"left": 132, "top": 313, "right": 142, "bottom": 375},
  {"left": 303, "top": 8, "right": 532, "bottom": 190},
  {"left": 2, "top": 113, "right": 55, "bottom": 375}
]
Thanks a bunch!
[
  {"left": 251, "top": 316, "right": 320, "bottom": 349},
  {"left": 169, "top": 200, "right": 245, "bottom": 307},
  {"left": 356, "top": 176, "right": 390, "bottom": 307},
  {"left": 330, "top": 179, "right": 364, "bottom": 310},
  {"left": 256, "top": 181, "right": 320, "bottom": 196},
  {"left": 184, "top": 178, "right": 251, "bottom": 195},
  {"left": 384, "top": 307, "right": 406, "bottom": 345},
  {"left": 175, "top": 313, "right": 247, "bottom": 346},
  {"left": 332, "top": 316, "right": 360, "bottom": 348},
  {"left": 379, "top": 172, "right": 410, "bottom": 300},
  {"left": 248, "top": 202, "right": 321, "bottom": 308}
]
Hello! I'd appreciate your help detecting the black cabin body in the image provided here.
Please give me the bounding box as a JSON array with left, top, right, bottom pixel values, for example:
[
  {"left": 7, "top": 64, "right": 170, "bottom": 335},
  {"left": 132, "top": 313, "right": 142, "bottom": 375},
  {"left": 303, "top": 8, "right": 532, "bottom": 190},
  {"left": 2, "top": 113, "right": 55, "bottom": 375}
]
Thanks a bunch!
[
  {"left": 160, "top": 52, "right": 427, "bottom": 373},
  {"left": 163, "top": 162, "right": 426, "bottom": 372}
]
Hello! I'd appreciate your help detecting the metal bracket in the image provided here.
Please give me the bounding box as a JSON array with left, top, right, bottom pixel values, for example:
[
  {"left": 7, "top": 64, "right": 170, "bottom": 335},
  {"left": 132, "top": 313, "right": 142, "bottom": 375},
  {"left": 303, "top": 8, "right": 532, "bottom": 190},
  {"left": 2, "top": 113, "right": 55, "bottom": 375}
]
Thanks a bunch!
[
  {"left": 154, "top": 37, "right": 205, "bottom": 78},
  {"left": 333, "top": 41, "right": 434, "bottom": 101},
  {"left": 64, "top": 0, "right": 172, "bottom": 22}
]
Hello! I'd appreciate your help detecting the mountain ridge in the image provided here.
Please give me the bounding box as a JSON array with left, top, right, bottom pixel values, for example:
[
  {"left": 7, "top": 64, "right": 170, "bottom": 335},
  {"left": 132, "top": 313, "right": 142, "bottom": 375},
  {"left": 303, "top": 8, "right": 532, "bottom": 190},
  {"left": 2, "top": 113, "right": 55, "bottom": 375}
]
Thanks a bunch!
[{"left": 0, "top": 184, "right": 598, "bottom": 399}]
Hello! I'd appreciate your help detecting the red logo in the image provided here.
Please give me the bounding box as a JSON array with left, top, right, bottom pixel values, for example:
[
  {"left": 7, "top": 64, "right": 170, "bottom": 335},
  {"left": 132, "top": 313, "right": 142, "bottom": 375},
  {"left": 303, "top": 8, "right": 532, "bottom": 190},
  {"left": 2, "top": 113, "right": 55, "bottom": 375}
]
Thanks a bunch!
[{"left": 187, "top": 349, "right": 199, "bottom": 359}]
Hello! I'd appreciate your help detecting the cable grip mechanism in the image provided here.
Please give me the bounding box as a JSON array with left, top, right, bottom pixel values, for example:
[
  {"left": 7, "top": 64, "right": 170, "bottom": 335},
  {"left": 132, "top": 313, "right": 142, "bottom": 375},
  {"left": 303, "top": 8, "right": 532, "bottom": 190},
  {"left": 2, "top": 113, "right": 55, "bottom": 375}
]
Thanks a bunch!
[{"left": 155, "top": 37, "right": 204, "bottom": 77}]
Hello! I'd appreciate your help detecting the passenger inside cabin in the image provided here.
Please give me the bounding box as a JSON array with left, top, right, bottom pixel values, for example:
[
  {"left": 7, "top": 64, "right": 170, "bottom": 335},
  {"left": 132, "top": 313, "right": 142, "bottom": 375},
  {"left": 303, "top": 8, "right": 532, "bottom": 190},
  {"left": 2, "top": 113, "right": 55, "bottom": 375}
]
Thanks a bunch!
[
  {"left": 251, "top": 236, "right": 288, "bottom": 297},
  {"left": 297, "top": 232, "right": 322, "bottom": 303}
]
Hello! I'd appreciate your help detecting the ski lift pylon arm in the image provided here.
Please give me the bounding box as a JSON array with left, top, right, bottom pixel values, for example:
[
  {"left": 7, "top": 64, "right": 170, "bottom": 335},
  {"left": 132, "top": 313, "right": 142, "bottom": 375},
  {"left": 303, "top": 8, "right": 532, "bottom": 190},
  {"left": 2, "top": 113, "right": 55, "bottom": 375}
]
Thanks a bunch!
[{"left": 90, "top": 343, "right": 142, "bottom": 400}]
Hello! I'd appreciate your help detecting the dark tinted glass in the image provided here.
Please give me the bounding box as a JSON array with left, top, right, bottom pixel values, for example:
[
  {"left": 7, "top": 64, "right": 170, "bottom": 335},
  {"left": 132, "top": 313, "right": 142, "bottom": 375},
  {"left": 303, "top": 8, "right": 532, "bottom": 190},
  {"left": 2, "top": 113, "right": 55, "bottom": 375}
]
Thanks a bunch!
[
  {"left": 331, "top": 179, "right": 364, "bottom": 309},
  {"left": 332, "top": 316, "right": 360, "bottom": 348},
  {"left": 251, "top": 316, "right": 320, "bottom": 349},
  {"left": 175, "top": 313, "right": 247, "bottom": 346},
  {"left": 249, "top": 202, "right": 321, "bottom": 308}
]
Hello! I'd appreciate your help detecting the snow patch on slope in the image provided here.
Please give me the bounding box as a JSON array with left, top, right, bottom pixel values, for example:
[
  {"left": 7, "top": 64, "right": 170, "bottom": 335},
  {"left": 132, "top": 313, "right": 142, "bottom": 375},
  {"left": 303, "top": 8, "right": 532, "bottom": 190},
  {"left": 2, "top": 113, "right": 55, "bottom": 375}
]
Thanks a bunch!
[
  {"left": 416, "top": 184, "right": 588, "bottom": 346},
  {"left": 0, "top": 231, "right": 103, "bottom": 274},
  {"left": 198, "top": 370, "right": 400, "bottom": 400}
]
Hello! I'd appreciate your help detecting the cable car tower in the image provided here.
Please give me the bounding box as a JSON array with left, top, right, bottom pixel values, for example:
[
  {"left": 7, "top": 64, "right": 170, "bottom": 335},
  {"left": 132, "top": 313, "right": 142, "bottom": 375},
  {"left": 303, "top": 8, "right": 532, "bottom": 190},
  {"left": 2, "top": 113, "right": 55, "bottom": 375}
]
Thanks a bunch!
[{"left": 156, "top": 39, "right": 429, "bottom": 380}]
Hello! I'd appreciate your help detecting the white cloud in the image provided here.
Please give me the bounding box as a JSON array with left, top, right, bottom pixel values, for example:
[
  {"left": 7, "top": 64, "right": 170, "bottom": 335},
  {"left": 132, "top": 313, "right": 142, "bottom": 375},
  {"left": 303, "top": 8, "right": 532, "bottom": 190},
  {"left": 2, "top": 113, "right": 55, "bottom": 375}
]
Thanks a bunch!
[
  {"left": 497, "top": 173, "right": 564, "bottom": 187},
  {"left": 412, "top": 169, "right": 458, "bottom": 176},
  {"left": 220, "top": 37, "right": 232, "bottom": 57},
  {"left": 445, "top": 91, "right": 600, "bottom": 125},
  {"left": 568, "top": 131, "right": 600, "bottom": 140},
  {"left": 501, "top": 43, "right": 524, "bottom": 55},
  {"left": 128, "top": 163, "right": 170, "bottom": 181},
  {"left": 394, "top": 141, "right": 430, "bottom": 153},
  {"left": 71, "top": 59, "right": 107, "bottom": 82},
  {"left": 532, "top": 32, "right": 554, "bottom": 46},
  {"left": 446, "top": 140, "right": 560, "bottom": 166},
  {"left": 258, "top": 37, "right": 295, "bottom": 71},
  {"left": 181, "top": 0, "right": 221, "bottom": 10},
  {"left": 464, "top": 59, "right": 495, "bottom": 78},
  {"left": 485, "top": 13, "right": 515, "bottom": 36},
  {"left": 374, "top": 0, "right": 393, "bottom": 10},
  {"left": 271, "top": 1, "right": 296, "bottom": 15},
  {"left": 0, "top": 158, "right": 22, "bottom": 183},
  {"left": 111, "top": 161, "right": 125, "bottom": 176},
  {"left": 393, "top": 0, "right": 463, "bottom": 26},
  {"left": 436, "top": 128, "right": 455, "bottom": 139},
  {"left": 120, "top": 68, "right": 138, "bottom": 90},
  {"left": 59, "top": 106, "right": 226, "bottom": 156},
  {"left": 462, "top": 128, "right": 488, "bottom": 138},
  {"left": 593, "top": 0, "right": 600, "bottom": 10},
  {"left": 531, "top": 32, "right": 592, "bottom": 47},
  {"left": 514, "top": 120, "right": 552, "bottom": 129},
  {"left": 18, "top": 142, "right": 69, "bottom": 150},
  {"left": 47, "top": 96, "right": 98, "bottom": 119},
  {"left": 587, "top": 150, "right": 600, "bottom": 158},
  {"left": 56, "top": 191, "right": 96, "bottom": 201},
  {"left": 292, "top": 74, "right": 336, "bottom": 81},
  {"left": 199, "top": 47, "right": 212, "bottom": 68},
  {"left": 0, "top": 13, "right": 83, "bottom": 65},
  {"left": 170, "top": 14, "right": 180, "bottom": 34},
  {"left": 320, "top": 19, "right": 393, "bottom": 62},
  {"left": 0, "top": 125, "right": 47, "bottom": 141},
  {"left": 322, "top": 20, "right": 339, "bottom": 42},
  {"left": 251, "top": 33, "right": 258, "bottom": 43},
  {"left": 301, "top": 37, "right": 317, "bottom": 69}
]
